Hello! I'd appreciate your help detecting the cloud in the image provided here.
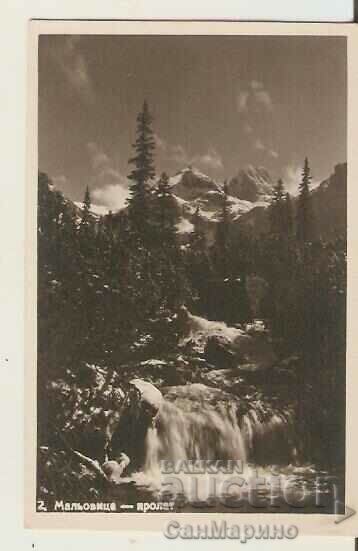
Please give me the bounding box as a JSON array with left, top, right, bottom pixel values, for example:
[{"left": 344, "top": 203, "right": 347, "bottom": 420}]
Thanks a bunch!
[
  {"left": 89, "top": 136, "right": 223, "bottom": 208},
  {"left": 237, "top": 80, "right": 273, "bottom": 113},
  {"left": 154, "top": 133, "right": 167, "bottom": 152},
  {"left": 155, "top": 133, "right": 223, "bottom": 172},
  {"left": 254, "top": 138, "right": 265, "bottom": 151},
  {"left": 87, "top": 142, "right": 120, "bottom": 180},
  {"left": 254, "top": 89, "right": 273, "bottom": 111},
  {"left": 172, "top": 144, "right": 223, "bottom": 171},
  {"left": 87, "top": 142, "right": 129, "bottom": 210},
  {"left": 52, "top": 175, "right": 68, "bottom": 188},
  {"left": 52, "top": 36, "right": 95, "bottom": 104},
  {"left": 169, "top": 144, "right": 189, "bottom": 165},
  {"left": 92, "top": 183, "right": 129, "bottom": 211},
  {"left": 283, "top": 164, "right": 302, "bottom": 194},
  {"left": 193, "top": 148, "right": 223, "bottom": 170},
  {"left": 250, "top": 80, "right": 264, "bottom": 90},
  {"left": 252, "top": 137, "right": 279, "bottom": 159},
  {"left": 93, "top": 152, "right": 111, "bottom": 171},
  {"left": 97, "top": 167, "right": 123, "bottom": 185},
  {"left": 87, "top": 142, "right": 111, "bottom": 170},
  {"left": 237, "top": 91, "right": 249, "bottom": 113}
]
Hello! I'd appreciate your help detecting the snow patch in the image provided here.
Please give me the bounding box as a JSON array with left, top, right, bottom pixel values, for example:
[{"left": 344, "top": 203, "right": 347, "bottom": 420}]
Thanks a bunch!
[
  {"left": 181, "top": 309, "right": 246, "bottom": 352},
  {"left": 187, "top": 313, "right": 245, "bottom": 341},
  {"left": 74, "top": 201, "right": 110, "bottom": 217},
  {"left": 129, "top": 379, "right": 163, "bottom": 412},
  {"left": 173, "top": 194, "right": 189, "bottom": 206},
  {"left": 176, "top": 218, "right": 195, "bottom": 234},
  {"left": 229, "top": 197, "right": 254, "bottom": 216}
]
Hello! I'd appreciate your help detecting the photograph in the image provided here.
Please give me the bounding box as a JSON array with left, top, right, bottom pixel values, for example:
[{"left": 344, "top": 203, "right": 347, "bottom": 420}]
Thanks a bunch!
[{"left": 32, "top": 26, "right": 347, "bottom": 518}]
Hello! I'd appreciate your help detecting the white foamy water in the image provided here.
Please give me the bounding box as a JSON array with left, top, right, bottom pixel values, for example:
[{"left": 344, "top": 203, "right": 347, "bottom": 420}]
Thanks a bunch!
[{"left": 121, "top": 383, "right": 321, "bottom": 508}]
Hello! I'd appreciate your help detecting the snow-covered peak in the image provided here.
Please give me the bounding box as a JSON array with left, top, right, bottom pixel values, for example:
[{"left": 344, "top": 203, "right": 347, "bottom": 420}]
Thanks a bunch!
[
  {"left": 168, "top": 165, "right": 275, "bottom": 240},
  {"left": 170, "top": 166, "right": 215, "bottom": 184},
  {"left": 169, "top": 167, "right": 221, "bottom": 202},
  {"left": 227, "top": 165, "right": 274, "bottom": 203}
]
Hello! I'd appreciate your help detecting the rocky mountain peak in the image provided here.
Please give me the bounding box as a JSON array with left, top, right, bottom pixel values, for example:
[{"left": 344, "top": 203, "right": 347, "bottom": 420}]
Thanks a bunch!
[
  {"left": 169, "top": 166, "right": 222, "bottom": 201},
  {"left": 227, "top": 165, "right": 274, "bottom": 202}
]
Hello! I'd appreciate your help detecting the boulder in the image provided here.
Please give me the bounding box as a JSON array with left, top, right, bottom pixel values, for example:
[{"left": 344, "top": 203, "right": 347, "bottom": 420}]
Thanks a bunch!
[
  {"left": 204, "top": 335, "right": 237, "bottom": 368},
  {"left": 202, "top": 330, "right": 276, "bottom": 371},
  {"left": 129, "top": 379, "right": 163, "bottom": 416}
]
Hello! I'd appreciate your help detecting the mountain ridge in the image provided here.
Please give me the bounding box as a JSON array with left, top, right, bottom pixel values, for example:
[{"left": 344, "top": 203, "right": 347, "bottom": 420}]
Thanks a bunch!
[{"left": 43, "top": 162, "right": 347, "bottom": 242}]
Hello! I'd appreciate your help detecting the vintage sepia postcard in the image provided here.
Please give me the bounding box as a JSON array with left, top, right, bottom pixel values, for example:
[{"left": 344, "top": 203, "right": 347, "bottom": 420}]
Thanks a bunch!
[{"left": 25, "top": 20, "right": 358, "bottom": 535}]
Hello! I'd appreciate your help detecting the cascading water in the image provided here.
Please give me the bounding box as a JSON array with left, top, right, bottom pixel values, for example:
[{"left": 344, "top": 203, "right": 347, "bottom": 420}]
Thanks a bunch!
[
  {"left": 145, "top": 399, "right": 247, "bottom": 467},
  {"left": 134, "top": 383, "right": 303, "bottom": 508},
  {"left": 144, "top": 383, "right": 296, "bottom": 471},
  {"left": 240, "top": 407, "right": 297, "bottom": 465}
]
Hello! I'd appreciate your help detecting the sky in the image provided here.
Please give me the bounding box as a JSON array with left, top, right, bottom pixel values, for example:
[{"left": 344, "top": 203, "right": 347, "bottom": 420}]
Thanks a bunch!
[{"left": 38, "top": 34, "right": 347, "bottom": 210}]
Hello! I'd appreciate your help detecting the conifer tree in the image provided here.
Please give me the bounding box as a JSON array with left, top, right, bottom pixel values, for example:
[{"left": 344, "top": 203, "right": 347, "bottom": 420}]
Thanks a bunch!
[
  {"left": 125, "top": 102, "right": 166, "bottom": 345},
  {"left": 284, "top": 192, "right": 294, "bottom": 238},
  {"left": 212, "top": 181, "right": 231, "bottom": 279},
  {"left": 273, "top": 178, "right": 285, "bottom": 202},
  {"left": 155, "top": 172, "right": 178, "bottom": 247},
  {"left": 79, "top": 185, "right": 95, "bottom": 261},
  {"left": 127, "top": 100, "right": 156, "bottom": 238},
  {"left": 79, "top": 186, "right": 92, "bottom": 234},
  {"left": 82, "top": 185, "right": 91, "bottom": 216},
  {"left": 154, "top": 172, "right": 184, "bottom": 311},
  {"left": 186, "top": 206, "right": 212, "bottom": 315},
  {"left": 296, "top": 157, "right": 314, "bottom": 243},
  {"left": 58, "top": 202, "right": 78, "bottom": 278},
  {"left": 270, "top": 178, "right": 285, "bottom": 235}
]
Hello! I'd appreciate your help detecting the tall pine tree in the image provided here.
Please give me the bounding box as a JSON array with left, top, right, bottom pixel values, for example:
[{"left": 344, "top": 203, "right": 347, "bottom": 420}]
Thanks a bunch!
[
  {"left": 212, "top": 181, "right": 231, "bottom": 279},
  {"left": 125, "top": 101, "right": 166, "bottom": 349},
  {"left": 154, "top": 172, "right": 184, "bottom": 311},
  {"left": 296, "top": 157, "right": 315, "bottom": 243},
  {"left": 127, "top": 100, "right": 156, "bottom": 239},
  {"left": 79, "top": 185, "right": 95, "bottom": 261}
]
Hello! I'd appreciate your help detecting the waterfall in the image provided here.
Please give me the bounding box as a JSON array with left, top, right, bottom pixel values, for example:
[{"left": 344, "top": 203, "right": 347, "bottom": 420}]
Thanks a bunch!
[
  {"left": 143, "top": 384, "right": 297, "bottom": 480},
  {"left": 145, "top": 399, "right": 247, "bottom": 472},
  {"left": 125, "top": 383, "right": 329, "bottom": 510},
  {"left": 241, "top": 408, "right": 297, "bottom": 465}
]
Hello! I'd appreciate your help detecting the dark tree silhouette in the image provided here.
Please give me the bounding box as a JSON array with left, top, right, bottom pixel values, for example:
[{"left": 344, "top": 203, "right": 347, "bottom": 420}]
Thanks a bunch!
[
  {"left": 212, "top": 181, "right": 231, "bottom": 279},
  {"left": 127, "top": 100, "right": 156, "bottom": 239},
  {"left": 186, "top": 206, "right": 213, "bottom": 315},
  {"left": 296, "top": 158, "right": 315, "bottom": 243},
  {"left": 269, "top": 178, "right": 285, "bottom": 235}
]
